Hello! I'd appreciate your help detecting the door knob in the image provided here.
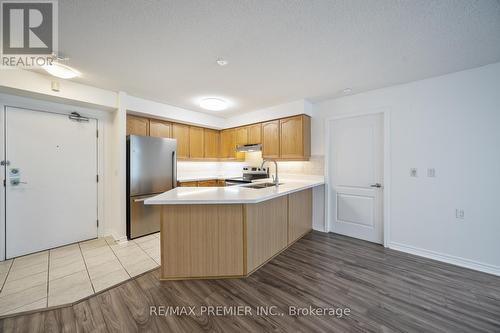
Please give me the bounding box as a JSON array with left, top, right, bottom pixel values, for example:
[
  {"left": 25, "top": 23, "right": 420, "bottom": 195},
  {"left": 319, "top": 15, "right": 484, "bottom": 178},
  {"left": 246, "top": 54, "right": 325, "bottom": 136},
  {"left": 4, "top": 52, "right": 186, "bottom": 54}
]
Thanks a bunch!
[
  {"left": 10, "top": 179, "right": 27, "bottom": 186},
  {"left": 370, "top": 183, "right": 382, "bottom": 188}
]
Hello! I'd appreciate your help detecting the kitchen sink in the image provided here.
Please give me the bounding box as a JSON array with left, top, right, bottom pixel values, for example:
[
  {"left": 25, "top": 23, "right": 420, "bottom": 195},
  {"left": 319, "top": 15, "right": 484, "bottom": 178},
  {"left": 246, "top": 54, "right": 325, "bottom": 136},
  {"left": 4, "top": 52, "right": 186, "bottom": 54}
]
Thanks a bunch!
[{"left": 244, "top": 182, "right": 283, "bottom": 189}]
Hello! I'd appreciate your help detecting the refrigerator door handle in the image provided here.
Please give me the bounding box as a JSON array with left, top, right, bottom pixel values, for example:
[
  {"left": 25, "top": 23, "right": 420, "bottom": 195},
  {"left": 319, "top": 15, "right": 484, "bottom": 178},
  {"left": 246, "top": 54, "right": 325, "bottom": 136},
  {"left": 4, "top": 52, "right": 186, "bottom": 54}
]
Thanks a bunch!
[{"left": 172, "top": 150, "right": 177, "bottom": 188}]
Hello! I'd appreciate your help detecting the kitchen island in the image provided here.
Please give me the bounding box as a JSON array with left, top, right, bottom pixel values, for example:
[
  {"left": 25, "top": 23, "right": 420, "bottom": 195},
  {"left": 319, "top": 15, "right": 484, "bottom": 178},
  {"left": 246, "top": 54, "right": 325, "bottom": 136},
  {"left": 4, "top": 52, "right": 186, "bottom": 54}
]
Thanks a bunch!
[{"left": 145, "top": 178, "right": 324, "bottom": 280}]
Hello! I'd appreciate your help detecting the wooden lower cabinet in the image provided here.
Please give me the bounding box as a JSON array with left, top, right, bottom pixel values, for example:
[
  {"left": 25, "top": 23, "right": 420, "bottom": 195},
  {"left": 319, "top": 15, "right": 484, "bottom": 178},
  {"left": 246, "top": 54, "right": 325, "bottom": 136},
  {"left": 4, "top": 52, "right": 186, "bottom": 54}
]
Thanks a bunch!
[
  {"left": 159, "top": 189, "right": 313, "bottom": 280},
  {"left": 245, "top": 196, "right": 288, "bottom": 273},
  {"left": 178, "top": 179, "right": 220, "bottom": 187},
  {"left": 177, "top": 181, "right": 198, "bottom": 187},
  {"left": 161, "top": 205, "right": 244, "bottom": 278},
  {"left": 197, "top": 180, "right": 218, "bottom": 187},
  {"left": 288, "top": 188, "right": 312, "bottom": 244}
]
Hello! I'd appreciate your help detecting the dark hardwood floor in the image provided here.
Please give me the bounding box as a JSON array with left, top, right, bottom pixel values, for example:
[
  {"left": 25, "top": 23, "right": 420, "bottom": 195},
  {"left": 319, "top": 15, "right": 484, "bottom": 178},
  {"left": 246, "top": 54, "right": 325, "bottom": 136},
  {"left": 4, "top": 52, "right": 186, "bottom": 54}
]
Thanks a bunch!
[{"left": 2, "top": 231, "right": 500, "bottom": 333}]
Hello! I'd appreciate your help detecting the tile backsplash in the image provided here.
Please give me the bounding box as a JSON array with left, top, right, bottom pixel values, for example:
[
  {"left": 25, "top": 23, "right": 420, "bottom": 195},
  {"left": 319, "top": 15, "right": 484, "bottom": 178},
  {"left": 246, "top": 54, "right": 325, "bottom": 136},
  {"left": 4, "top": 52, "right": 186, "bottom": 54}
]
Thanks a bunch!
[
  {"left": 273, "top": 155, "right": 324, "bottom": 176},
  {"left": 176, "top": 161, "right": 240, "bottom": 179},
  {"left": 177, "top": 154, "right": 324, "bottom": 179},
  {"left": 244, "top": 152, "right": 324, "bottom": 176}
]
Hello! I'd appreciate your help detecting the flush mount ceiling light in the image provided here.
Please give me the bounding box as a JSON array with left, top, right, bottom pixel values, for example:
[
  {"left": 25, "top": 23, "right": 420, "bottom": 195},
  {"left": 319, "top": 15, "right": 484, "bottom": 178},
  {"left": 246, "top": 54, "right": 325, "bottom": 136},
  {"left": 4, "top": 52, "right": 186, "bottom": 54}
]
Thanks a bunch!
[
  {"left": 200, "top": 98, "right": 228, "bottom": 111},
  {"left": 42, "top": 63, "right": 81, "bottom": 79},
  {"left": 342, "top": 88, "right": 353, "bottom": 95}
]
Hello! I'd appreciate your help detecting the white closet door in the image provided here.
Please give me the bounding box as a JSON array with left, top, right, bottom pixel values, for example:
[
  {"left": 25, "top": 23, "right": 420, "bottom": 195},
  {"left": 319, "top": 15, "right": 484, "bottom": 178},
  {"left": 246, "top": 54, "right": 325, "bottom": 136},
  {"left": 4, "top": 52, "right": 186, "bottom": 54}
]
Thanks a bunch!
[
  {"left": 5, "top": 107, "right": 98, "bottom": 258},
  {"left": 329, "top": 113, "right": 384, "bottom": 244}
]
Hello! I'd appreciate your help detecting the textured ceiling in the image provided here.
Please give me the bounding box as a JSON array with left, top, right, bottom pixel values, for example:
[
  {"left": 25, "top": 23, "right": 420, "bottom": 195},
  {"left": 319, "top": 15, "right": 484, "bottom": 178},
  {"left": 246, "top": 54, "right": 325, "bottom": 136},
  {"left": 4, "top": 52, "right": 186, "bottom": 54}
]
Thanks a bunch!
[{"left": 58, "top": 0, "right": 500, "bottom": 116}]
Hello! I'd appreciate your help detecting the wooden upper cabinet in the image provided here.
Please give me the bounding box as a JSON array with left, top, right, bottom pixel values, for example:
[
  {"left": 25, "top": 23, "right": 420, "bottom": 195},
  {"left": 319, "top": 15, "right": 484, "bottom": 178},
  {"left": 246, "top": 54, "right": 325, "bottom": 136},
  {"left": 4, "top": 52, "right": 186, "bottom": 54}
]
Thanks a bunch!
[
  {"left": 203, "top": 129, "right": 219, "bottom": 159},
  {"left": 235, "top": 127, "right": 248, "bottom": 146},
  {"left": 279, "top": 115, "right": 311, "bottom": 160},
  {"left": 247, "top": 124, "right": 262, "bottom": 144},
  {"left": 189, "top": 126, "right": 204, "bottom": 159},
  {"left": 172, "top": 123, "right": 190, "bottom": 159},
  {"left": 234, "top": 127, "right": 248, "bottom": 160},
  {"left": 220, "top": 129, "right": 236, "bottom": 159},
  {"left": 126, "top": 115, "right": 149, "bottom": 136},
  {"left": 262, "top": 120, "right": 280, "bottom": 159},
  {"left": 149, "top": 119, "right": 172, "bottom": 138},
  {"left": 126, "top": 114, "right": 310, "bottom": 161}
]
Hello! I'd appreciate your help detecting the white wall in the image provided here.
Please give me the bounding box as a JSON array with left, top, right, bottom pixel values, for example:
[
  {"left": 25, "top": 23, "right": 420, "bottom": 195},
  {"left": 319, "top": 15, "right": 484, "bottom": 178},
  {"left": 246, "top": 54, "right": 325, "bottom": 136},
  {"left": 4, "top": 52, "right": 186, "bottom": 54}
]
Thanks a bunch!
[
  {"left": 225, "top": 99, "right": 313, "bottom": 128},
  {"left": 316, "top": 62, "right": 500, "bottom": 274},
  {"left": 101, "top": 92, "right": 127, "bottom": 241},
  {"left": 126, "top": 95, "right": 226, "bottom": 129},
  {"left": 127, "top": 96, "right": 313, "bottom": 129},
  {"left": 0, "top": 69, "right": 117, "bottom": 110}
]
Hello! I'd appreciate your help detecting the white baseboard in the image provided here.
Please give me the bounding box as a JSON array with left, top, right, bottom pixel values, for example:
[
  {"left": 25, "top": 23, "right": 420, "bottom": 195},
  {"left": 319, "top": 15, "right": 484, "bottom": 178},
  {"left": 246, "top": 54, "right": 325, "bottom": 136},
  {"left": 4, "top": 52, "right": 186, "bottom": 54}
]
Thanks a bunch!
[
  {"left": 102, "top": 230, "right": 128, "bottom": 244},
  {"left": 111, "top": 232, "right": 128, "bottom": 244},
  {"left": 312, "top": 225, "right": 327, "bottom": 233},
  {"left": 388, "top": 241, "right": 500, "bottom": 277}
]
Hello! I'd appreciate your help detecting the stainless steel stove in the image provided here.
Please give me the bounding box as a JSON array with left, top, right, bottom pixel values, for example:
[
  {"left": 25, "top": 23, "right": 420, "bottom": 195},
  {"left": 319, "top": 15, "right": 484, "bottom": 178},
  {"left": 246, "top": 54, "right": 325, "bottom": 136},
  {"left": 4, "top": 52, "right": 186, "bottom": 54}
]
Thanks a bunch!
[{"left": 225, "top": 166, "right": 269, "bottom": 186}]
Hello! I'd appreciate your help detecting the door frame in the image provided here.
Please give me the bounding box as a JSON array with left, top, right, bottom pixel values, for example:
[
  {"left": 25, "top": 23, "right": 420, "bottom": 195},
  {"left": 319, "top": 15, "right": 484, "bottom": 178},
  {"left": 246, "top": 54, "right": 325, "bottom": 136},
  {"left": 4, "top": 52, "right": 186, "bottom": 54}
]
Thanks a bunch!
[
  {"left": 324, "top": 108, "right": 391, "bottom": 247},
  {"left": 0, "top": 93, "right": 104, "bottom": 261}
]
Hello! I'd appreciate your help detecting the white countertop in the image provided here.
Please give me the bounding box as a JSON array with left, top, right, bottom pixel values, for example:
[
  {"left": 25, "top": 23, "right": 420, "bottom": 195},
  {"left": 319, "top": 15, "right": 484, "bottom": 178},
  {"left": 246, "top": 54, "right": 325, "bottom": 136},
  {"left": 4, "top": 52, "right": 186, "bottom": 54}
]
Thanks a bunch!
[{"left": 145, "top": 177, "right": 324, "bottom": 205}]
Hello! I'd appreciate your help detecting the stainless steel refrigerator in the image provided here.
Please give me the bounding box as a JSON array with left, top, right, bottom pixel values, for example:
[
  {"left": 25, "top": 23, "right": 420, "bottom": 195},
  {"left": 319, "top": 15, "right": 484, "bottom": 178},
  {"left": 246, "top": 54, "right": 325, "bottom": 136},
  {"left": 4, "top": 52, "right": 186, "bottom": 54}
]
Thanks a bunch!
[{"left": 126, "top": 135, "right": 176, "bottom": 239}]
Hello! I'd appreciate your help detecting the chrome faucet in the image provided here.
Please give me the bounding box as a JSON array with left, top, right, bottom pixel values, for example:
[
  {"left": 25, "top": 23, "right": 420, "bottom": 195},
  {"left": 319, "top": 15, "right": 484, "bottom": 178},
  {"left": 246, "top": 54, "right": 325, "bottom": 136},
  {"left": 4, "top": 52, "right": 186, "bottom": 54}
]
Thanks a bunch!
[{"left": 261, "top": 159, "right": 279, "bottom": 186}]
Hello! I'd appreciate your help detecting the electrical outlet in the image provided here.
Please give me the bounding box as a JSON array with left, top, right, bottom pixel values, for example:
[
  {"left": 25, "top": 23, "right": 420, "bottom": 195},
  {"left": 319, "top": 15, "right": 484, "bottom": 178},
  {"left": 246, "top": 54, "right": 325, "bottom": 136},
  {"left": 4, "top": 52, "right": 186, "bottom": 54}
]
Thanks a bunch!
[
  {"left": 455, "top": 209, "right": 465, "bottom": 219},
  {"left": 410, "top": 168, "right": 418, "bottom": 177},
  {"left": 427, "top": 168, "right": 436, "bottom": 177}
]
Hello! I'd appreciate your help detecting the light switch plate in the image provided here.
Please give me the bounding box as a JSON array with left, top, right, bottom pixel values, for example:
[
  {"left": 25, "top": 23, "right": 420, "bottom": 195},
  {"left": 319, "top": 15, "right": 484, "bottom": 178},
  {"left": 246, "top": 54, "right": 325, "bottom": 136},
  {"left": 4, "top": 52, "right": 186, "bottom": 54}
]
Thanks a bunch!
[
  {"left": 410, "top": 168, "right": 417, "bottom": 177},
  {"left": 427, "top": 168, "right": 436, "bottom": 177}
]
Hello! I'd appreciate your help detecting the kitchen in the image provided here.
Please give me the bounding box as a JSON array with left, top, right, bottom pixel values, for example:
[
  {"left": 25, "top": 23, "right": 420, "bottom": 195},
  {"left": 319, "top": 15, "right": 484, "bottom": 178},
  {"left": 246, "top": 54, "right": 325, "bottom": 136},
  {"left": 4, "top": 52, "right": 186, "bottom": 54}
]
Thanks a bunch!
[
  {"left": 126, "top": 113, "right": 325, "bottom": 280},
  {"left": 1, "top": 1, "right": 500, "bottom": 331}
]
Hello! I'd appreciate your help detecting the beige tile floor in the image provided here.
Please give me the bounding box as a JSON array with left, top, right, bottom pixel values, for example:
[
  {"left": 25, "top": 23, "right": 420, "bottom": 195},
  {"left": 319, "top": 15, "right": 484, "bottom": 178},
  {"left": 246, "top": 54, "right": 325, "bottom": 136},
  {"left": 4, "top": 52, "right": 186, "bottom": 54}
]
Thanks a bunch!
[{"left": 0, "top": 232, "right": 160, "bottom": 316}]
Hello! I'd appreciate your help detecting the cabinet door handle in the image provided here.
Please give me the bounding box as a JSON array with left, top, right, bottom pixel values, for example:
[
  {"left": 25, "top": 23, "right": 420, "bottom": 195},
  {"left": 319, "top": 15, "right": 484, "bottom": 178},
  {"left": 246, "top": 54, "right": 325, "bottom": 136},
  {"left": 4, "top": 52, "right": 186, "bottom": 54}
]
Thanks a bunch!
[{"left": 370, "top": 183, "right": 382, "bottom": 188}]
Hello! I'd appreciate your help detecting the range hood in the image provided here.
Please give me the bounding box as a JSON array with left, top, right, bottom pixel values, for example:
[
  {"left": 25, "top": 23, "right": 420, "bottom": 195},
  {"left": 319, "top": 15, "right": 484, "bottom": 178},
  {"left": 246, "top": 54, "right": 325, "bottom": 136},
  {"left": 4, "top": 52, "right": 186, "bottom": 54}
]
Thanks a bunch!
[{"left": 235, "top": 144, "right": 262, "bottom": 152}]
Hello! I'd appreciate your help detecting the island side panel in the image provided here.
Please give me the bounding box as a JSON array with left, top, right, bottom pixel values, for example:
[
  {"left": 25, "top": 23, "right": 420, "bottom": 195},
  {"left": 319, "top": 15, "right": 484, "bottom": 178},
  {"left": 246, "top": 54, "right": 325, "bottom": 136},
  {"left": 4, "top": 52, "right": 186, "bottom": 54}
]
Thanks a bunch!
[
  {"left": 160, "top": 204, "right": 244, "bottom": 279},
  {"left": 244, "top": 196, "right": 288, "bottom": 273},
  {"left": 288, "top": 188, "right": 313, "bottom": 244}
]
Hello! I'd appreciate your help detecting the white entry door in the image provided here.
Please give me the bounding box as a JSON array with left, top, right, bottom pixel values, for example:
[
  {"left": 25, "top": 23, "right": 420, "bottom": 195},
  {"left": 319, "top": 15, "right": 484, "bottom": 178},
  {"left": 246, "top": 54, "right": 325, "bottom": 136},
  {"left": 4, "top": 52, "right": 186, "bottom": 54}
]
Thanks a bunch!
[
  {"left": 328, "top": 113, "right": 384, "bottom": 244},
  {"left": 5, "top": 107, "right": 98, "bottom": 258}
]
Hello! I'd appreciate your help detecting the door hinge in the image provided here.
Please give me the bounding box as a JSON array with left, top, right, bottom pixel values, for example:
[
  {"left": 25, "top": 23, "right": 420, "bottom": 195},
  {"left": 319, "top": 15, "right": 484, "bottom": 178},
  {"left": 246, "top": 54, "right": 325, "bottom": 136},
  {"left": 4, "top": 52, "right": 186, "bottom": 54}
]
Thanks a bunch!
[
  {"left": 96, "top": 129, "right": 99, "bottom": 138},
  {"left": 96, "top": 219, "right": 99, "bottom": 227},
  {"left": 3, "top": 179, "right": 5, "bottom": 187},
  {"left": 96, "top": 175, "right": 99, "bottom": 183}
]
